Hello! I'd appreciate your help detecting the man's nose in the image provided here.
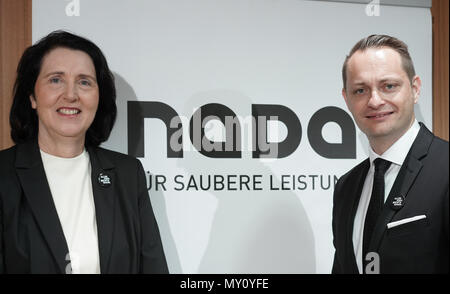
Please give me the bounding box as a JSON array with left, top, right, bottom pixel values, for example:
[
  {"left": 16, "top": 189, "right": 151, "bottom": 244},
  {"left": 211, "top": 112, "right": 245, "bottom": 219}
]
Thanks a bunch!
[{"left": 367, "top": 89, "right": 385, "bottom": 108}]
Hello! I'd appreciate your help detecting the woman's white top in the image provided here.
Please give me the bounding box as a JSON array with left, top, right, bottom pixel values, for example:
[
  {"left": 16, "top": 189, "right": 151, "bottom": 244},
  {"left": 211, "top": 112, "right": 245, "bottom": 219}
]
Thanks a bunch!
[{"left": 40, "top": 149, "right": 101, "bottom": 274}]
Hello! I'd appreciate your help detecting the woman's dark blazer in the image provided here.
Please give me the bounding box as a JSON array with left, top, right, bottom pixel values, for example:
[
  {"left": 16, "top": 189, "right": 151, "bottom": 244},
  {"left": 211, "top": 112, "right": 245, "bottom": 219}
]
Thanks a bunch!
[{"left": 0, "top": 140, "right": 169, "bottom": 274}]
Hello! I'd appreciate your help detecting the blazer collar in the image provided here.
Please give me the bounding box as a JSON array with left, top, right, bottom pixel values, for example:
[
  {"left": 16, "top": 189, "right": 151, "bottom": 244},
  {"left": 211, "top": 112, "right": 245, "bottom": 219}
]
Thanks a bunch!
[
  {"left": 14, "top": 140, "right": 41, "bottom": 168},
  {"left": 87, "top": 146, "right": 116, "bottom": 274},
  {"left": 15, "top": 140, "right": 70, "bottom": 273},
  {"left": 87, "top": 145, "right": 115, "bottom": 170},
  {"left": 368, "top": 123, "right": 433, "bottom": 254},
  {"left": 344, "top": 159, "right": 370, "bottom": 274},
  {"left": 15, "top": 141, "right": 117, "bottom": 274}
]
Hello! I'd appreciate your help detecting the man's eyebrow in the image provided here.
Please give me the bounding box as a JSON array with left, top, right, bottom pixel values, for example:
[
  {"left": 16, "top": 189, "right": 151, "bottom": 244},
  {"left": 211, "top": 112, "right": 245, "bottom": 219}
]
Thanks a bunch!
[
  {"left": 349, "top": 81, "right": 366, "bottom": 87},
  {"left": 379, "top": 77, "right": 402, "bottom": 83}
]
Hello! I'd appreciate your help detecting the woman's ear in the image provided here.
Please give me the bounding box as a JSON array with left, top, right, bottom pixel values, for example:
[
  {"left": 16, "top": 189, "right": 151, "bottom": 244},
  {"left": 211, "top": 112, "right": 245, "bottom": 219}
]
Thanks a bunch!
[{"left": 29, "top": 94, "right": 37, "bottom": 109}]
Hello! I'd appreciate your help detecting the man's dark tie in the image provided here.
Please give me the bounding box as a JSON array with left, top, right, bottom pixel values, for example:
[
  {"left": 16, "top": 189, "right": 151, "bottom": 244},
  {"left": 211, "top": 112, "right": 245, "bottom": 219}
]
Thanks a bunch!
[{"left": 363, "top": 158, "right": 392, "bottom": 273}]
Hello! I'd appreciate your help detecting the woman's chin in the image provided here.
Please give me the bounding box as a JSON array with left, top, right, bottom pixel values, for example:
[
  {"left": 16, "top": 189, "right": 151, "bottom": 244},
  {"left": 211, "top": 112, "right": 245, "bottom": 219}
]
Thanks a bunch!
[{"left": 55, "top": 128, "right": 87, "bottom": 140}]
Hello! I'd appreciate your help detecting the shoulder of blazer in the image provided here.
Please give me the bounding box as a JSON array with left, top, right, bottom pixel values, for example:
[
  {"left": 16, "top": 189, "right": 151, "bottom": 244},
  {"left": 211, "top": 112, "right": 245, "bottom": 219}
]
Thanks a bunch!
[
  {"left": 431, "top": 135, "right": 450, "bottom": 153},
  {"left": 88, "top": 146, "right": 142, "bottom": 171},
  {"left": 93, "top": 147, "right": 138, "bottom": 164},
  {"left": 415, "top": 123, "right": 449, "bottom": 182},
  {"left": 412, "top": 123, "right": 448, "bottom": 164},
  {"left": 335, "top": 159, "right": 370, "bottom": 197},
  {"left": 0, "top": 145, "right": 21, "bottom": 191},
  {"left": 338, "top": 159, "right": 370, "bottom": 183},
  {"left": 0, "top": 145, "right": 19, "bottom": 205},
  {"left": 0, "top": 144, "right": 18, "bottom": 169},
  {"left": 423, "top": 125, "right": 449, "bottom": 162},
  {"left": 0, "top": 144, "right": 17, "bottom": 156},
  {"left": 93, "top": 147, "right": 140, "bottom": 163}
]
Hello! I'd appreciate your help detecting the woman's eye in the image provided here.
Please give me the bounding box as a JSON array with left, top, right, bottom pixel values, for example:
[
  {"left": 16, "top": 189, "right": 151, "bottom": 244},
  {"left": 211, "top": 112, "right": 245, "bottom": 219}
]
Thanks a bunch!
[
  {"left": 49, "top": 77, "right": 61, "bottom": 83},
  {"left": 80, "top": 79, "right": 91, "bottom": 86}
]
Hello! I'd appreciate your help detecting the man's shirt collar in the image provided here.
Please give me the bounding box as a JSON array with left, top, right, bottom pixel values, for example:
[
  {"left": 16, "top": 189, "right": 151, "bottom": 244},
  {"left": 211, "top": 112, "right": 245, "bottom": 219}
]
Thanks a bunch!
[{"left": 369, "top": 119, "right": 420, "bottom": 167}]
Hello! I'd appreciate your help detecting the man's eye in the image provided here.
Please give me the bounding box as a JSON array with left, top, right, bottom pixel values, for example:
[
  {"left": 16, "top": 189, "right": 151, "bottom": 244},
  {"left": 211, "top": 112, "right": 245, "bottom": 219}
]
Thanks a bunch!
[
  {"left": 354, "top": 88, "right": 365, "bottom": 94},
  {"left": 385, "top": 84, "right": 396, "bottom": 90}
]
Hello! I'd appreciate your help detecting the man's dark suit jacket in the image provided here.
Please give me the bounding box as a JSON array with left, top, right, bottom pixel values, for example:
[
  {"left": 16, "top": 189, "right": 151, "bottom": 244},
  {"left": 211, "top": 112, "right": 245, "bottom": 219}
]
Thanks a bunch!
[
  {"left": 332, "top": 123, "right": 449, "bottom": 274},
  {"left": 0, "top": 140, "right": 169, "bottom": 274}
]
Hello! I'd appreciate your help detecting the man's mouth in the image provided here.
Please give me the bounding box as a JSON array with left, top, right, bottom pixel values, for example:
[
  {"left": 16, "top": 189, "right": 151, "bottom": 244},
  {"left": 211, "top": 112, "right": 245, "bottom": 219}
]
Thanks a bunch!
[
  {"left": 366, "top": 112, "right": 394, "bottom": 119},
  {"left": 57, "top": 107, "right": 81, "bottom": 115}
]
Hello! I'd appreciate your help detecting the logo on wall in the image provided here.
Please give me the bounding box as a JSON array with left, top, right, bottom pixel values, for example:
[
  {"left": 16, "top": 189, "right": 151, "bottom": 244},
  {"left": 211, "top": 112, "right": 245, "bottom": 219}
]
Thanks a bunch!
[{"left": 127, "top": 102, "right": 356, "bottom": 159}]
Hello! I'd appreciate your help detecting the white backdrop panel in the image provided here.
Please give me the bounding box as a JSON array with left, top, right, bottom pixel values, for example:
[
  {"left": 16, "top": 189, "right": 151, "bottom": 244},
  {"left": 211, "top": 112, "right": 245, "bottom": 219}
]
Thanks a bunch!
[{"left": 33, "top": 0, "right": 432, "bottom": 273}]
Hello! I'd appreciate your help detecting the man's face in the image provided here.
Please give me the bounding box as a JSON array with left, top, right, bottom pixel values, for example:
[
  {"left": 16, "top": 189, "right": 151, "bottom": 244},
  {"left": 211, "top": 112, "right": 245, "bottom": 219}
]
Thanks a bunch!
[{"left": 342, "top": 47, "right": 421, "bottom": 147}]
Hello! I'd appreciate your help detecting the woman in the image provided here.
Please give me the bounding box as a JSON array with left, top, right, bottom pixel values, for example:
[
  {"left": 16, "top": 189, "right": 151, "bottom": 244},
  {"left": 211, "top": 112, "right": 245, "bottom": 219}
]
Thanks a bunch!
[{"left": 0, "top": 31, "right": 169, "bottom": 274}]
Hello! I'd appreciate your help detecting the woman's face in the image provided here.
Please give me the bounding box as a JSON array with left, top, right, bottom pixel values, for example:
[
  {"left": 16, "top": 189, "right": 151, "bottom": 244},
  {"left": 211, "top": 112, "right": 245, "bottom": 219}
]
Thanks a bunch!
[{"left": 31, "top": 47, "right": 99, "bottom": 143}]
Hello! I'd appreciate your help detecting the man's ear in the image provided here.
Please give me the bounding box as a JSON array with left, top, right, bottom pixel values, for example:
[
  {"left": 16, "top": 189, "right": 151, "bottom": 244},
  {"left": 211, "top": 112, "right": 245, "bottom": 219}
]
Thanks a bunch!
[
  {"left": 342, "top": 88, "right": 349, "bottom": 107},
  {"left": 411, "top": 75, "right": 421, "bottom": 104},
  {"left": 29, "top": 94, "right": 37, "bottom": 109}
]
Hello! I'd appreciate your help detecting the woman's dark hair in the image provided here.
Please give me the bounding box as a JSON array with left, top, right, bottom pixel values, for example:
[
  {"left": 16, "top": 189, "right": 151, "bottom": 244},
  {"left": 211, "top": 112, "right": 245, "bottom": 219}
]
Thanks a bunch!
[{"left": 10, "top": 30, "right": 117, "bottom": 147}]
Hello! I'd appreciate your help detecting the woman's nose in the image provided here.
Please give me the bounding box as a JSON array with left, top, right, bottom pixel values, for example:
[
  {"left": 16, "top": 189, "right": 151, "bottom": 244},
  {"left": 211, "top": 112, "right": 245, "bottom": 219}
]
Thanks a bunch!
[{"left": 63, "top": 83, "right": 79, "bottom": 102}]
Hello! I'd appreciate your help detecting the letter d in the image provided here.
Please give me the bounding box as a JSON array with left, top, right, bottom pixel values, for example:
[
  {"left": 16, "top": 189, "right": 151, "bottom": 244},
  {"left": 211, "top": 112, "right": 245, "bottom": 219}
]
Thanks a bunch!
[{"left": 66, "top": 0, "right": 80, "bottom": 16}]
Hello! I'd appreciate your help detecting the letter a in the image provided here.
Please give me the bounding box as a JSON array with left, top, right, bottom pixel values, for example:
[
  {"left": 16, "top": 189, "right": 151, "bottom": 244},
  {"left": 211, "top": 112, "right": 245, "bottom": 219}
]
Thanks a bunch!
[
  {"left": 365, "top": 0, "right": 380, "bottom": 17},
  {"left": 65, "top": 0, "right": 80, "bottom": 16}
]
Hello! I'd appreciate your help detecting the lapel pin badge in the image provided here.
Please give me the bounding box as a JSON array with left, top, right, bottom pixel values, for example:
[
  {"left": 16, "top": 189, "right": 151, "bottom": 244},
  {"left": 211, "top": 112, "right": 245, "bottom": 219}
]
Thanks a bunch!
[
  {"left": 98, "top": 172, "right": 112, "bottom": 187},
  {"left": 390, "top": 195, "right": 405, "bottom": 210}
]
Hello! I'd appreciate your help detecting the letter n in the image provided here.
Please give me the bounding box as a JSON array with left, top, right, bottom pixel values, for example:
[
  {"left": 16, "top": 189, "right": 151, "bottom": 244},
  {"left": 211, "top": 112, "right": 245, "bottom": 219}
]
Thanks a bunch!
[{"left": 127, "top": 101, "right": 183, "bottom": 158}]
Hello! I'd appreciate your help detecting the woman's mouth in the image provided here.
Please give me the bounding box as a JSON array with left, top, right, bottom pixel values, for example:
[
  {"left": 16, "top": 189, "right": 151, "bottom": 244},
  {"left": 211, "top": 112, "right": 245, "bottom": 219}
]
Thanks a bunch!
[{"left": 57, "top": 107, "right": 81, "bottom": 116}]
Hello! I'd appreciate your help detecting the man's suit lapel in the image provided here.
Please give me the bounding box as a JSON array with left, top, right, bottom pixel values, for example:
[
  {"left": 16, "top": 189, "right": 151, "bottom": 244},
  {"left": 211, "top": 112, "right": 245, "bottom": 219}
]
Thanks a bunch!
[
  {"left": 87, "top": 147, "right": 116, "bottom": 274},
  {"left": 343, "top": 159, "right": 370, "bottom": 273},
  {"left": 15, "top": 140, "right": 69, "bottom": 274},
  {"left": 368, "top": 123, "right": 433, "bottom": 255}
]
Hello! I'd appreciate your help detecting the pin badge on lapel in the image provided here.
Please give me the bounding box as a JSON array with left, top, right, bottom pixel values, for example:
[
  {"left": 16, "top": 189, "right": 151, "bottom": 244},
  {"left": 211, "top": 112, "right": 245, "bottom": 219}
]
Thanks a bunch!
[
  {"left": 98, "top": 172, "right": 112, "bottom": 187},
  {"left": 390, "top": 195, "right": 405, "bottom": 210}
]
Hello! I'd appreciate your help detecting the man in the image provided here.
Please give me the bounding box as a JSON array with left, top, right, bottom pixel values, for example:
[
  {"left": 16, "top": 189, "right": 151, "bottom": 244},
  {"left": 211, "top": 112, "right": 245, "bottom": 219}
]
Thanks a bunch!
[{"left": 332, "top": 35, "right": 448, "bottom": 274}]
